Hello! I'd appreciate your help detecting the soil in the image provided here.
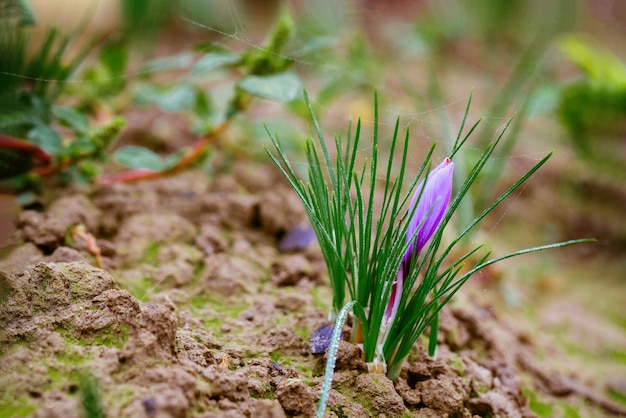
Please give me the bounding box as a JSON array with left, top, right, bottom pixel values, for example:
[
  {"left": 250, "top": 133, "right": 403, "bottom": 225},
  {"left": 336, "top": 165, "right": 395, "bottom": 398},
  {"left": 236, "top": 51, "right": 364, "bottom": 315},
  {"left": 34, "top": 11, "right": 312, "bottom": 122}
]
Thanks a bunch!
[{"left": 1, "top": 165, "right": 626, "bottom": 418}]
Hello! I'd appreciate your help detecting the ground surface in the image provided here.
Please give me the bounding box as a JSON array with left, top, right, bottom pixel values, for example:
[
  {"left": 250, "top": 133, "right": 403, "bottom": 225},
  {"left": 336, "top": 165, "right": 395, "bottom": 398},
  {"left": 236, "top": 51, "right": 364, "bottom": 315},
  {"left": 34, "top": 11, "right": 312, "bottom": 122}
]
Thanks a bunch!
[{"left": 1, "top": 161, "right": 625, "bottom": 418}]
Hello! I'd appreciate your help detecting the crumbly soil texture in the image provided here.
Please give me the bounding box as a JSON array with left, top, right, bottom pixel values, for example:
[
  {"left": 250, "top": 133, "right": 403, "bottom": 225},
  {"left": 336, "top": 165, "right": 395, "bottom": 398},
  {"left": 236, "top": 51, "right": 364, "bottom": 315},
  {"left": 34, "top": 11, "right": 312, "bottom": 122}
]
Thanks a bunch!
[{"left": 1, "top": 167, "right": 625, "bottom": 418}]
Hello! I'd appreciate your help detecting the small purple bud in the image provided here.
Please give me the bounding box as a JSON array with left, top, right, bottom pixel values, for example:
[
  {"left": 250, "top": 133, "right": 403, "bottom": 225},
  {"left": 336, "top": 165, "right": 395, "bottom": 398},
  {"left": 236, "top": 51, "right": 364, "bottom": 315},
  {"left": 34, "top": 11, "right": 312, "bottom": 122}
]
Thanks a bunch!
[
  {"left": 383, "top": 158, "right": 454, "bottom": 328},
  {"left": 403, "top": 157, "right": 454, "bottom": 271}
]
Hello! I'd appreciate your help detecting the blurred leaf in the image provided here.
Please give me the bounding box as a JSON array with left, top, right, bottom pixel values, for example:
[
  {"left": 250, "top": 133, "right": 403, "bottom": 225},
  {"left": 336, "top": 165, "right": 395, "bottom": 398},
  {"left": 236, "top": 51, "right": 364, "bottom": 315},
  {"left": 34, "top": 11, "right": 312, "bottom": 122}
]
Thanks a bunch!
[
  {"left": 121, "top": 0, "right": 171, "bottom": 40},
  {"left": 163, "top": 149, "right": 186, "bottom": 170},
  {"left": 0, "top": 0, "right": 36, "bottom": 26},
  {"left": 309, "top": 324, "right": 333, "bottom": 354},
  {"left": 289, "top": 36, "right": 337, "bottom": 59},
  {"left": 27, "top": 126, "right": 62, "bottom": 154},
  {"left": 141, "top": 52, "right": 193, "bottom": 75},
  {"left": 112, "top": 145, "right": 164, "bottom": 171},
  {"left": 0, "top": 147, "right": 33, "bottom": 179},
  {"left": 100, "top": 43, "right": 127, "bottom": 78},
  {"left": 90, "top": 115, "right": 125, "bottom": 150},
  {"left": 238, "top": 72, "right": 301, "bottom": 102},
  {"left": 192, "top": 52, "right": 239, "bottom": 75},
  {"left": 193, "top": 89, "right": 213, "bottom": 119},
  {"left": 560, "top": 35, "right": 626, "bottom": 87},
  {"left": 192, "top": 42, "right": 231, "bottom": 54},
  {"left": 0, "top": 111, "right": 29, "bottom": 131},
  {"left": 66, "top": 136, "right": 97, "bottom": 158},
  {"left": 53, "top": 106, "right": 89, "bottom": 135},
  {"left": 16, "top": 190, "right": 40, "bottom": 207},
  {"left": 134, "top": 83, "right": 197, "bottom": 112},
  {"left": 243, "top": 8, "right": 294, "bottom": 75},
  {"left": 77, "top": 159, "right": 99, "bottom": 181}
]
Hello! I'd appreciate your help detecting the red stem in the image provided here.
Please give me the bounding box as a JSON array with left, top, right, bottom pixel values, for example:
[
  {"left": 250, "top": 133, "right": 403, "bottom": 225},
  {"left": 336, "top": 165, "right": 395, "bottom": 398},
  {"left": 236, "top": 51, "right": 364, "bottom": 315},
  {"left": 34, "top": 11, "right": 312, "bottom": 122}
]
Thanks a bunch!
[
  {"left": 0, "top": 133, "right": 52, "bottom": 165},
  {"left": 96, "top": 121, "right": 228, "bottom": 185}
]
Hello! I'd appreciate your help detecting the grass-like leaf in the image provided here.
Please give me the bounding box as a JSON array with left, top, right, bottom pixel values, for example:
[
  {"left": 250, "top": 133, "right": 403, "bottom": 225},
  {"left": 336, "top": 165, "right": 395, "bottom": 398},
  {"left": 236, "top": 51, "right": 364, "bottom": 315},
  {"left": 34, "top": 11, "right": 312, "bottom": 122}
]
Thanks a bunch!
[{"left": 268, "top": 90, "right": 592, "bottom": 381}]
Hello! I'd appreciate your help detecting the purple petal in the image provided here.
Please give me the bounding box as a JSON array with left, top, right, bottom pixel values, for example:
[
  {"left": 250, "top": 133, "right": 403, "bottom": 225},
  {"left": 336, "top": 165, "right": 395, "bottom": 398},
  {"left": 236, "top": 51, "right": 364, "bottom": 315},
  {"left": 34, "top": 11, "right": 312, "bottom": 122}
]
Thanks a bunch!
[
  {"left": 278, "top": 225, "right": 316, "bottom": 252},
  {"left": 405, "top": 158, "right": 454, "bottom": 262},
  {"left": 382, "top": 158, "right": 454, "bottom": 332}
]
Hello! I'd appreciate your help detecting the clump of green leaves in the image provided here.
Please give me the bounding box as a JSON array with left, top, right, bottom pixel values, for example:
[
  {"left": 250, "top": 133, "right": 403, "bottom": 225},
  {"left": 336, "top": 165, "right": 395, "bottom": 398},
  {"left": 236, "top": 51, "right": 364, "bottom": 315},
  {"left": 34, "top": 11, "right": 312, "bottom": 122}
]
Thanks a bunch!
[
  {"left": 0, "top": 9, "right": 127, "bottom": 188},
  {"left": 558, "top": 35, "right": 626, "bottom": 180},
  {"left": 1, "top": 6, "right": 307, "bottom": 188},
  {"left": 268, "top": 91, "right": 590, "bottom": 418}
]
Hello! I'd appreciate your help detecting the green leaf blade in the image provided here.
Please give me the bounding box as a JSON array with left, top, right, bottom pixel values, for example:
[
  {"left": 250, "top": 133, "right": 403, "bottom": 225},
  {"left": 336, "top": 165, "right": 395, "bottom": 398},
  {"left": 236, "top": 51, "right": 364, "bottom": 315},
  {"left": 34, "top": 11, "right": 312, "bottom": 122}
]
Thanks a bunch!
[
  {"left": 238, "top": 72, "right": 302, "bottom": 102},
  {"left": 112, "top": 145, "right": 164, "bottom": 171}
]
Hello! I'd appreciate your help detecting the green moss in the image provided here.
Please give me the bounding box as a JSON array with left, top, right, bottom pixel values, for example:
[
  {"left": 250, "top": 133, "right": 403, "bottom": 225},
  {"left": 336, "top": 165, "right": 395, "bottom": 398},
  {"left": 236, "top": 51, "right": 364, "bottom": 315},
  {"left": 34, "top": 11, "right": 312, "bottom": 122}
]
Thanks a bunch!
[
  {"left": 201, "top": 317, "right": 224, "bottom": 339},
  {"left": 609, "top": 386, "right": 626, "bottom": 406},
  {"left": 473, "top": 380, "right": 490, "bottom": 395},
  {"left": 57, "top": 323, "right": 130, "bottom": 350},
  {"left": 310, "top": 287, "right": 330, "bottom": 312},
  {"left": 295, "top": 364, "right": 313, "bottom": 379},
  {"left": 0, "top": 398, "right": 38, "bottom": 418},
  {"left": 190, "top": 291, "right": 244, "bottom": 313},
  {"left": 142, "top": 243, "right": 162, "bottom": 266},
  {"left": 269, "top": 351, "right": 292, "bottom": 366},
  {"left": 293, "top": 325, "right": 309, "bottom": 342},
  {"left": 450, "top": 355, "right": 465, "bottom": 375},
  {"left": 560, "top": 403, "right": 582, "bottom": 418},
  {"left": 88, "top": 325, "right": 130, "bottom": 349},
  {"left": 523, "top": 387, "right": 554, "bottom": 418},
  {"left": 190, "top": 263, "right": 205, "bottom": 286},
  {"left": 607, "top": 348, "right": 626, "bottom": 365},
  {"left": 190, "top": 291, "right": 218, "bottom": 309},
  {"left": 122, "top": 276, "right": 154, "bottom": 301}
]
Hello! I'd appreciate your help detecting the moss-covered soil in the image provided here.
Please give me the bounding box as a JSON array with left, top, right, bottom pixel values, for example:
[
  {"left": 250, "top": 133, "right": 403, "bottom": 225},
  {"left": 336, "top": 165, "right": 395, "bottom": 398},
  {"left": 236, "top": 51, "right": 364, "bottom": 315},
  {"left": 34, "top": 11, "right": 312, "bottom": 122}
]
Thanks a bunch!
[{"left": 0, "top": 163, "right": 625, "bottom": 418}]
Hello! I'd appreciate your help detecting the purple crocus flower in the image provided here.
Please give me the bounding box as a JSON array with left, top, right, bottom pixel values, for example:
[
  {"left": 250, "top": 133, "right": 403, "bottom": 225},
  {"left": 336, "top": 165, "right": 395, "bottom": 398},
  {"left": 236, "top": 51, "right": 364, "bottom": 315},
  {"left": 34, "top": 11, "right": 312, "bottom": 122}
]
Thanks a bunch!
[{"left": 383, "top": 158, "right": 454, "bottom": 328}]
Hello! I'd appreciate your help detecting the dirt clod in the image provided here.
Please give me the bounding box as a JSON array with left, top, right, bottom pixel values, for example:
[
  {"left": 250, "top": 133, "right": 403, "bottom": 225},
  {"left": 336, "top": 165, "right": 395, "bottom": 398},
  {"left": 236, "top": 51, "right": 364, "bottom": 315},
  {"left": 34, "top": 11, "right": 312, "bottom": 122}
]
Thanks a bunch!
[
  {"left": 275, "top": 379, "right": 316, "bottom": 417},
  {"left": 416, "top": 377, "right": 466, "bottom": 415},
  {"left": 250, "top": 399, "right": 287, "bottom": 418},
  {"left": 201, "top": 364, "right": 250, "bottom": 402},
  {"left": 326, "top": 340, "right": 367, "bottom": 372},
  {"left": 355, "top": 373, "right": 407, "bottom": 417},
  {"left": 271, "top": 254, "right": 315, "bottom": 287}
]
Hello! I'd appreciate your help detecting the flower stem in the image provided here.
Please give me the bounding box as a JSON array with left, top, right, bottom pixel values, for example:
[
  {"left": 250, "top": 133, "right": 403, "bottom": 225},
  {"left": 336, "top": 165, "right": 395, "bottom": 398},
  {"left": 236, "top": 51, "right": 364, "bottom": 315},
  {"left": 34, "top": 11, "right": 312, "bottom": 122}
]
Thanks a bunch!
[
  {"left": 428, "top": 311, "right": 439, "bottom": 358},
  {"left": 386, "top": 353, "right": 405, "bottom": 382}
]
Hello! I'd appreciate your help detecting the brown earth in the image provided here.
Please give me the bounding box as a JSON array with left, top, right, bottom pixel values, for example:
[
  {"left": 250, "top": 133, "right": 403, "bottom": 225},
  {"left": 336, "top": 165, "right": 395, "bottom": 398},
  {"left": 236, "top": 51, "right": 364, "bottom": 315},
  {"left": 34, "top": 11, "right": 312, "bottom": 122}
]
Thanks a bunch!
[{"left": 1, "top": 166, "right": 625, "bottom": 418}]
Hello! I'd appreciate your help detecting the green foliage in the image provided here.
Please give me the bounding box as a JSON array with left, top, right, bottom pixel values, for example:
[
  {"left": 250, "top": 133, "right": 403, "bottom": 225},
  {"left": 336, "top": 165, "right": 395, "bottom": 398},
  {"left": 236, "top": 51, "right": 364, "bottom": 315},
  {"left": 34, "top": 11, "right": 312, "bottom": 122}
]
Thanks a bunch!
[
  {"left": 238, "top": 72, "right": 302, "bottom": 103},
  {"left": 242, "top": 7, "right": 294, "bottom": 75},
  {"left": 0, "top": 5, "right": 307, "bottom": 188},
  {"left": 523, "top": 387, "right": 554, "bottom": 418},
  {"left": 557, "top": 36, "right": 626, "bottom": 180},
  {"left": 0, "top": 0, "right": 36, "bottom": 26},
  {"left": 121, "top": 0, "right": 172, "bottom": 41},
  {"left": 192, "top": 51, "right": 240, "bottom": 75},
  {"left": 0, "top": 9, "right": 126, "bottom": 186},
  {"left": 560, "top": 36, "right": 626, "bottom": 88},
  {"left": 78, "top": 42, "right": 129, "bottom": 104},
  {"left": 112, "top": 146, "right": 166, "bottom": 171},
  {"left": 269, "top": 91, "right": 591, "bottom": 381}
]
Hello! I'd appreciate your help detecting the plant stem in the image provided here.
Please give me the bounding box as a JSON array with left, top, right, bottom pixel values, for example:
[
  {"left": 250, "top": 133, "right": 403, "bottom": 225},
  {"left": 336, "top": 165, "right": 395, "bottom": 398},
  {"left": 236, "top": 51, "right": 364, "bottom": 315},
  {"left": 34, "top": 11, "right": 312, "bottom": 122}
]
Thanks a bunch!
[
  {"left": 386, "top": 352, "right": 404, "bottom": 382},
  {"left": 427, "top": 311, "right": 439, "bottom": 358},
  {"left": 95, "top": 120, "right": 228, "bottom": 185}
]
